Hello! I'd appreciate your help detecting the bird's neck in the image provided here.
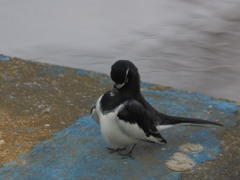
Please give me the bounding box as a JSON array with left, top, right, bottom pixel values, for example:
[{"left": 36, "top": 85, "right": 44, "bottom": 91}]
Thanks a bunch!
[{"left": 120, "top": 79, "right": 141, "bottom": 95}]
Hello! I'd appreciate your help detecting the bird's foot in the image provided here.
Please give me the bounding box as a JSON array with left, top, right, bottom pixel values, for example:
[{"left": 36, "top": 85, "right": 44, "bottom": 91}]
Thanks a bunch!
[
  {"left": 106, "top": 144, "right": 136, "bottom": 159},
  {"left": 106, "top": 147, "right": 126, "bottom": 154},
  {"left": 119, "top": 144, "right": 136, "bottom": 159}
]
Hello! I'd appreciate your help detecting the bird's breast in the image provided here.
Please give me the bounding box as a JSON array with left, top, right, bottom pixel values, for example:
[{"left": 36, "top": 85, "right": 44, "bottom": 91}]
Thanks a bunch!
[{"left": 98, "top": 102, "right": 136, "bottom": 148}]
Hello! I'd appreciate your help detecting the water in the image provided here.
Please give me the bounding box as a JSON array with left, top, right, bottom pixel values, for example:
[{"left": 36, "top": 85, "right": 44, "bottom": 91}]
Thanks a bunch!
[{"left": 1, "top": 0, "right": 240, "bottom": 102}]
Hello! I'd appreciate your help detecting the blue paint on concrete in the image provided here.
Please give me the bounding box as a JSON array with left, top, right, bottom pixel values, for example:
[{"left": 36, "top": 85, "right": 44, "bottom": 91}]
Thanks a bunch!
[
  {"left": 75, "top": 69, "right": 96, "bottom": 76},
  {"left": 76, "top": 69, "right": 154, "bottom": 88},
  {"left": 38, "top": 65, "right": 65, "bottom": 77},
  {"left": 210, "top": 101, "right": 238, "bottom": 114},
  {"left": 8, "top": 95, "right": 15, "bottom": 99},
  {"left": 0, "top": 55, "right": 11, "bottom": 61},
  {"left": 48, "top": 66, "right": 65, "bottom": 77},
  {"left": 187, "top": 130, "right": 221, "bottom": 164},
  {"left": 0, "top": 87, "right": 238, "bottom": 179},
  {"left": 96, "top": 75, "right": 113, "bottom": 86},
  {"left": 140, "top": 82, "right": 155, "bottom": 88},
  {"left": 50, "top": 67, "right": 65, "bottom": 77},
  {"left": 76, "top": 70, "right": 112, "bottom": 86}
]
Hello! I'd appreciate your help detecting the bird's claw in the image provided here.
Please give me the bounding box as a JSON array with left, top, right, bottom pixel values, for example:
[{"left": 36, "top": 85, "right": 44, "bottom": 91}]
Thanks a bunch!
[{"left": 107, "top": 144, "right": 136, "bottom": 159}]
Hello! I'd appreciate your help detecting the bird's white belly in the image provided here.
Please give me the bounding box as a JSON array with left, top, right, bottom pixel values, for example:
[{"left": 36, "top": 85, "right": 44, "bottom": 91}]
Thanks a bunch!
[
  {"left": 100, "top": 111, "right": 137, "bottom": 149},
  {"left": 95, "top": 96, "right": 137, "bottom": 148}
]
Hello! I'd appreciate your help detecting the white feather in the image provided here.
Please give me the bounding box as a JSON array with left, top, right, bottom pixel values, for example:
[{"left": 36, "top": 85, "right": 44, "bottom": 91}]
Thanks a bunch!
[
  {"left": 157, "top": 125, "right": 174, "bottom": 131},
  {"left": 95, "top": 96, "right": 137, "bottom": 149}
]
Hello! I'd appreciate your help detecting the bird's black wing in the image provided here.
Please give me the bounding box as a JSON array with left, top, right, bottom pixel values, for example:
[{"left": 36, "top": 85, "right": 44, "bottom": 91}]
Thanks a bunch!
[{"left": 117, "top": 100, "right": 167, "bottom": 144}]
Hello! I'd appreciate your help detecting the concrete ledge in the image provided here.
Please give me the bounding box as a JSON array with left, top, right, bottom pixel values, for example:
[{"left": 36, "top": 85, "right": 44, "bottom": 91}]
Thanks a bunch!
[{"left": 0, "top": 56, "right": 239, "bottom": 179}]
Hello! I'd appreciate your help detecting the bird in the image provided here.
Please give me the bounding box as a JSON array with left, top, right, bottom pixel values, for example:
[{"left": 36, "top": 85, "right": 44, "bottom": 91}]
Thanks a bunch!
[{"left": 91, "top": 60, "right": 223, "bottom": 157}]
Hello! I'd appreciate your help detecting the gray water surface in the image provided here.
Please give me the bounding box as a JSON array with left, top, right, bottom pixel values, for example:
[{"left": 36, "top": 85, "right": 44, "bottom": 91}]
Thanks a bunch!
[{"left": 1, "top": 0, "right": 240, "bottom": 101}]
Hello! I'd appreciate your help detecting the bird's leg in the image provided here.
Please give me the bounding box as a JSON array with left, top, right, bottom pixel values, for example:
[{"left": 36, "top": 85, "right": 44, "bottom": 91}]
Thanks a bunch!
[
  {"left": 118, "top": 144, "right": 136, "bottom": 159},
  {"left": 106, "top": 147, "right": 126, "bottom": 154}
]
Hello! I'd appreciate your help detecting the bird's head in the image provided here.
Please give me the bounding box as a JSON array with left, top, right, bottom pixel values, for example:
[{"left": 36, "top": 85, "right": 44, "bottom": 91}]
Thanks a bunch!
[{"left": 110, "top": 60, "right": 140, "bottom": 92}]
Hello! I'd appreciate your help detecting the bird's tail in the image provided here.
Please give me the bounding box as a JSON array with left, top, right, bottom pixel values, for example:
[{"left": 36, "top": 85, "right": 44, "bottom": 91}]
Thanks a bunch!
[{"left": 156, "top": 114, "right": 223, "bottom": 130}]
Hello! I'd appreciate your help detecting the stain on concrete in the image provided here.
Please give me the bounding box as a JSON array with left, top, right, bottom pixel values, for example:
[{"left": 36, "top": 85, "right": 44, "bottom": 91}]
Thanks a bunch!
[
  {"left": 166, "top": 152, "right": 195, "bottom": 172},
  {"left": 179, "top": 143, "right": 203, "bottom": 153},
  {"left": 0, "top": 56, "right": 239, "bottom": 179}
]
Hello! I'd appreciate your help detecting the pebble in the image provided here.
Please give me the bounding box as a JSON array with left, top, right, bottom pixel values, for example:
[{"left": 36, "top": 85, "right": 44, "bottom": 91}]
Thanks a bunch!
[
  {"left": 0, "top": 140, "right": 5, "bottom": 145},
  {"left": 42, "top": 106, "right": 52, "bottom": 113},
  {"left": 61, "top": 121, "right": 66, "bottom": 125}
]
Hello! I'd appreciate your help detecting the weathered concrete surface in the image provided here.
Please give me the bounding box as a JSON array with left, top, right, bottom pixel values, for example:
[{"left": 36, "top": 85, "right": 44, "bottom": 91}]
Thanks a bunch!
[
  {"left": 0, "top": 55, "right": 111, "bottom": 165},
  {"left": 0, "top": 55, "right": 239, "bottom": 179}
]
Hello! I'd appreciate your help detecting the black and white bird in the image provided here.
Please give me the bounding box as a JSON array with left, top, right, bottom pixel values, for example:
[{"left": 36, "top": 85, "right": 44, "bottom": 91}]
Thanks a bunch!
[{"left": 91, "top": 60, "right": 222, "bottom": 156}]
